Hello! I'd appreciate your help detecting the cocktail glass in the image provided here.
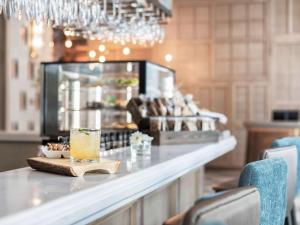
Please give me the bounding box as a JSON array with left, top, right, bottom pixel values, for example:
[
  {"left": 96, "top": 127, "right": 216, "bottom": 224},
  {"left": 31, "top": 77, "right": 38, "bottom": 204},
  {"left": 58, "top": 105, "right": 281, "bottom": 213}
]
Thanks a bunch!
[{"left": 70, "top": 128, "right": 101, "bottom": 162}]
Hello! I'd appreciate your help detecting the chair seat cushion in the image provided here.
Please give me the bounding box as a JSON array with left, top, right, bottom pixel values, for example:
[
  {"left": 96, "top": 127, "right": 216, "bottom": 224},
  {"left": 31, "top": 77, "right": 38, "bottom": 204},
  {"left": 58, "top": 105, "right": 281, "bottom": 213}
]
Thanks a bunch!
[{"left": 183, "top": 187, "right": 260, "bottom": 225}]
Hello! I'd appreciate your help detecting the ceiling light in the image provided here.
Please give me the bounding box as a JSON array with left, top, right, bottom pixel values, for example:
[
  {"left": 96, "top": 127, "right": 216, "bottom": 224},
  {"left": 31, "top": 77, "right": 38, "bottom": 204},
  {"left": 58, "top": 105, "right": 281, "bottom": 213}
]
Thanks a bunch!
[
  {"left": 48, "top": 41, "right": 54, "bottom": 48},
  {"left": 98, "top": 44, "right": 106, "bottom": 52},
  {"left": 123, "top": 47, "right": 130, "bottom": 56},
  {"left": 99, "top": 56, "right": 106, "bottom": 63},
  {"left": 89, "top": 50, "right": 96, "bottom": 58},
  {"left": 65, "top": 40, "right": 73, "bottom": 48},
  {"left": 32, "top": 24, "right": 43, "bottom": 34},
  {"left": 126, "top": 62, "right": 133, "bottom": 72},
  {"left": 32, "top": 37, "right": 43, "bottom": 48},
  {"left": 164, "top": 54, "right": 173, "bottom": 62}
]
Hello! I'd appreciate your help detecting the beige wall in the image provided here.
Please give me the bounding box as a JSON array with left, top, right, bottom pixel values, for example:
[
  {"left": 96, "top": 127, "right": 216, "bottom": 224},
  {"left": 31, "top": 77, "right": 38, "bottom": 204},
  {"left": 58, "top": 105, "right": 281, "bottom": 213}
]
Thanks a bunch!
[
  {"left": 148, "top": 0, "right": 300, "bottom": 168},
  {"left": 5, "top": 19, "right": 53, "bottom": 133}
]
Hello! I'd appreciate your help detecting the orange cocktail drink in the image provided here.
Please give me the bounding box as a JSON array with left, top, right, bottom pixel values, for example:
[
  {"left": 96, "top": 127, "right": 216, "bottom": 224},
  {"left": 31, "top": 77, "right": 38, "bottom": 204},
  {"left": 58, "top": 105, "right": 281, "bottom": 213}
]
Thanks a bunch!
[{"left": 70, "top": 128, "right": 100, "bottom": 162}]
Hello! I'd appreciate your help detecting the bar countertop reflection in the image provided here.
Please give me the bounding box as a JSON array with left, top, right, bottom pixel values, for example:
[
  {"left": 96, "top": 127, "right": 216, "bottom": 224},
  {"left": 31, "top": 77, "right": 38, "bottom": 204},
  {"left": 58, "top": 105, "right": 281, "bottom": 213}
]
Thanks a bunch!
[{"left": 0, "top": 135, "right": 236, "bottom": 225}]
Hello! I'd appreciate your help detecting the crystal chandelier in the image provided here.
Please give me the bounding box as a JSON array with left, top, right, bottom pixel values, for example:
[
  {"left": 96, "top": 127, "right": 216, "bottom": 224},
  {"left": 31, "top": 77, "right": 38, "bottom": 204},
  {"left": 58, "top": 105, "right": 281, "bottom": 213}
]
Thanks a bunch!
[{"left": 0, "top": 0, "right": 171, "bottom": 45}]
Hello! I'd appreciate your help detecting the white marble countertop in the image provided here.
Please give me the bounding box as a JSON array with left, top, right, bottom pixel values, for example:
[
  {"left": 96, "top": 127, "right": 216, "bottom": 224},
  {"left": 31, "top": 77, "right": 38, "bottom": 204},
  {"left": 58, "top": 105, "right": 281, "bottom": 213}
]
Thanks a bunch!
[{"left": 0, "top": 136, "right": 237, "bottom": 225}]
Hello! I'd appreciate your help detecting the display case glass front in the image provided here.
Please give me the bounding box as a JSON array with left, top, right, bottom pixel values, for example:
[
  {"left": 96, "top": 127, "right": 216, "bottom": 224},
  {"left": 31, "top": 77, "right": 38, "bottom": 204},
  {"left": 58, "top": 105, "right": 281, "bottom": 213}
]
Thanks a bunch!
[{"left": 41, "top": 61, "right": 175, "bottom": 138}]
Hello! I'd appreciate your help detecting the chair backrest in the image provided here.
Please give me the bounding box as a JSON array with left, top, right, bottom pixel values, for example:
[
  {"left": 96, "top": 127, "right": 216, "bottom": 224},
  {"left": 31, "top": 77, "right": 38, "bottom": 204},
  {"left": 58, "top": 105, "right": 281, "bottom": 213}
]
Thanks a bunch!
[
  {"left": 271, "top": 137, "right": 300, "bottom": 194},
  {"left": 238, "top": 158, "right": 288, "bottom": 225},
  {"left": 182, "top": 187, "right": 260, "bottom": 225},
  {"left": 262, "top": 146, "right": 297, "bottom": 216}
]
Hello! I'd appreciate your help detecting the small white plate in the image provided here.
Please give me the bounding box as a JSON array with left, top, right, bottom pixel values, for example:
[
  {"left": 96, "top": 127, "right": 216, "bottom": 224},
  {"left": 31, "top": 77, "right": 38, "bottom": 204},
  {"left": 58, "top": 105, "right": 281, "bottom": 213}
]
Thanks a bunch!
[{"left": 40, "top": 146, "right": 70, "bottom": 159}]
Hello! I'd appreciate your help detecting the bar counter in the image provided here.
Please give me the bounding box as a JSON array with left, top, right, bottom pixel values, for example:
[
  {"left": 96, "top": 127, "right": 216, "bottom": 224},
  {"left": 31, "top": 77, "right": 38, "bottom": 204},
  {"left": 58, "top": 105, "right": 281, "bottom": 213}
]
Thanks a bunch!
[{"left": 0, "top": 135, "right": 236, "bottom": 225}]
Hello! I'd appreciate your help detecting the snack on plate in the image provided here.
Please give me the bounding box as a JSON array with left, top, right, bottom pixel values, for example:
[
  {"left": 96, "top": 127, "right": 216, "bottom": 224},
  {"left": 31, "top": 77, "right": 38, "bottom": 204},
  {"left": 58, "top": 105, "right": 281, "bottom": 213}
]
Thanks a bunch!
[
  {"left": 41, "top": 144, "right": 70, "bottom": 159},
  {"left": 47, "top": 143, "right": 70, "bottom": 151}
]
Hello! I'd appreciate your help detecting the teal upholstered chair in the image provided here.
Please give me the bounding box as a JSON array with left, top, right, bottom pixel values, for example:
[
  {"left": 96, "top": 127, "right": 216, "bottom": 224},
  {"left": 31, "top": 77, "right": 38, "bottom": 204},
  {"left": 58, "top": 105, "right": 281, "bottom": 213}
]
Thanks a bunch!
[
  {"left": 271, "top": 137, "right": 300, "bottom": 225},
  {"left": 239, "top": 158, "right": 288, "bottom": 225},
  {"left": 271, "top": 137, "right": 300, "bottom": 194},
  {"left": 263, "top": 146, "right": 297, "bottom": 225}
]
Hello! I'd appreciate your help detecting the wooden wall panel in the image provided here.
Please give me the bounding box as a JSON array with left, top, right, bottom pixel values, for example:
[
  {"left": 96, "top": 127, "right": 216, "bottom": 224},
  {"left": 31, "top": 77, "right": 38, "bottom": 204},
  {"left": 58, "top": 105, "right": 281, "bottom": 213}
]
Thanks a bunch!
[
  {"left": 146, "top": 0, "right": 278, "bottom": 168},
  {"left": 292, "top": 0, "right": 300, "bottom": 33},
  {"left": 214, "top": 42, "right": 231, "bottom": 80},
  {"left": 249, "top": 3, "right": 264, "bottom": 20},
  {"left": 233, "top": 84, "right": 249, "bottom": 127},
  {"left": 177, "top": 4, "right": 212, "bottom": 41},
  {"left": 195, "top": 44, "right": 211, "bottom": 80},
  {"left": 215, "top": 21, "right": 230, "bottom": 40},
  {"left": 193, "top": 86, "right": 211, "bottom": 109},
  {"left": 150, "top": 0, "right": 270, "bottom": 168},
  {"left": 212, "top": 85, "right": 231, "bottom": 121},
  {"left": 250, "top": 84, "right": 269, "bottom": 121},
  {"left": 273, "top": 0, "right": 288, "bottom": 34},
  {"left": 274, "top": 44, "right": 291, "bottom": 102},
  {"left": 214, "top": 1, "right": 267, "bottom": 81},
  {"left": 195, "top": 6, "right": 211, "bottom": 39},
  {"left": 232, "top": 128, "right": 248, "bottom": 164},
  {"left": 273, "top": 42, "right": 300, "bottom": 109},
  {"left": 215, "top": 5, "right": 230, "bottom": 22},
  {"left": 177, "top": 6, "right": 194, "bottom": 40}
]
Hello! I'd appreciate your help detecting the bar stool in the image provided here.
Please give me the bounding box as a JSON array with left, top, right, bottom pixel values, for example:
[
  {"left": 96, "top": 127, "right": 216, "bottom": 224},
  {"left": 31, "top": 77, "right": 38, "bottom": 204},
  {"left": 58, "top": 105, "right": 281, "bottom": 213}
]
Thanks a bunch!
[
  {"left": 213, "top": 145, "right": 297, "bottom": 225},
  {"left": 163, "top": 187, "right": 260, "bottom": 225},
  {"left": 263, "top": 146, "right": 298, "bottom": 225},
  {"left": 239, "top": 158, "right": 288, "bottom": 225},
  {"left": 271, "top": 137, "right": 300, "bottom": 224},
  {"left": 165, "top": 158, "right": 287, "bottom": 225}
]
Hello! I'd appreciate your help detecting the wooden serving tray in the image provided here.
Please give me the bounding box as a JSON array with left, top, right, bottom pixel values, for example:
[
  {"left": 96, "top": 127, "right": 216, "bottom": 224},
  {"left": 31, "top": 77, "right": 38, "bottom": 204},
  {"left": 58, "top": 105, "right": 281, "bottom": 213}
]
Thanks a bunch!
[{"left": 27, "top": 157, "right": 121, "bottom": 177}]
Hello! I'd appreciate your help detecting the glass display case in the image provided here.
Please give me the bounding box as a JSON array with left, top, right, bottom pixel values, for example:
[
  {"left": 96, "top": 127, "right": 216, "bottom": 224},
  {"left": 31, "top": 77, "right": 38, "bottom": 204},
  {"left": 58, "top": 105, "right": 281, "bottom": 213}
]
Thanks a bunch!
[{"left": 40, "top": 61, "right": 175, "bottom": 138}]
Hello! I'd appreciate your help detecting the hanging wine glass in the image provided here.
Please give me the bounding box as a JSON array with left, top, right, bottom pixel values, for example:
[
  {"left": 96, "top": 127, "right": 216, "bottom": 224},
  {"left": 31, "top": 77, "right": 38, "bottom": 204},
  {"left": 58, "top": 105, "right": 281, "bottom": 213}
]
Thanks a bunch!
[{"left": 0, "top": 0, "right": 168, "bottom": 45}]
